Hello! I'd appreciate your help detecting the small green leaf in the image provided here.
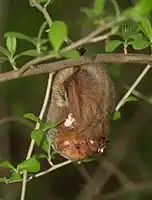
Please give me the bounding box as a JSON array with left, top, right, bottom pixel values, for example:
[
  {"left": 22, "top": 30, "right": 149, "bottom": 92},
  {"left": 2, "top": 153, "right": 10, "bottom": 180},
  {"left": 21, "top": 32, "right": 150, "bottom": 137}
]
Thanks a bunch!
[
  {"left": 125, "top": 96, "right": 138, "bottom": 103},
  {"left": 31, "top": 130, "right": 49, "bottom": 152},
  {"left": 132, "top": 36, "right": 150, "bottom": 50},
  {"left": 139, "top": 17, "right": 152, "bottom": 42},
  {"left": 14, "top": 50, "right": 41, "bottom": 60},
  {"left": 0, "top": 160, "right": 16, "bottom": 171},
  {"left": 32, "top": 153, "right": 48, "bottom": 159},
  {"left": 105, "top": 40, "right": 122, "bottom": 52},
  {"left": 120, "top": 23, "right": 140, "bottom": 41},
  {"left": 43, "top": 122, "right": 57, "bottom": 132},
  {"left": 112, "top": 111, "right": 121, "bottom": 120},
  {"left": 36, "top": 0, "right": 48, "bottom": 3},
  {"left": 49, "top": 21, "right": 68, "bottom": 52},
  {"left": 9, "top": 171, "right": 21, "bottom": 181},
  {"left": 81, "top": 8, "right": 96, "bottom": 19},
  {"left": 0, "top": 46, "right": 10, "bottom": 58},
  {"left": 124, "top": 0, "right": 152, "bottom": 20},
  {"left": 0, "top": 56, "right": 8, "bottom": 63},
  {"left": 80, "top": 157, "right": 95, "bottom": 163},
  {"left": 40, "top": 45, "right": 48, "bottom": 52},
  {"left": 39, "top": 38, "right": 49, "bottom": 45},
  {"left": 93, "top": 0, "right": 105, "bottom": 15},
  {"left": 4, "top": 32, "right": 36, "bottom": 46},
  {"left": 0, "top": 177, "right": 7, "bottom": 183},
  {"left": 136, "top": 0, "right": 152, "bottom": 16},
  {"left": 6, "top": 36, "right": 17, "bottom": 56},
  {"left": 23, "top": 113, "right": 41, "bottom": 123},
  {"left": 129, "top": 33, "right": 142, "bottom": 40},
  {"left": 61, "top": 49, "right": 80, "bottom": 59},
  {"left": 17, "top": 158, "right": 40, "bottom": 173}
]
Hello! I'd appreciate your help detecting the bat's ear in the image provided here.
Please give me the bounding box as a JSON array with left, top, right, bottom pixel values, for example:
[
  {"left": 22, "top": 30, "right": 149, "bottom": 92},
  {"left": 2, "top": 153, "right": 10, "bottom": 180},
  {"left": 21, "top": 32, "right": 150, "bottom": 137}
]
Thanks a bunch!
[{"left": 64, "top": 76, "right": 82, "bottom": 125}]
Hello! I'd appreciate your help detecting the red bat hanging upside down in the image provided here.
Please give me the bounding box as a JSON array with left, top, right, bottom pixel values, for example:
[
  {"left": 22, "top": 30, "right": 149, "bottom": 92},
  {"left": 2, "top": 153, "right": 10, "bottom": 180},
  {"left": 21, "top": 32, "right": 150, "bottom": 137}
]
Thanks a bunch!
[{"left": 47, "top": 63, "right": 115, "bottom": 161}]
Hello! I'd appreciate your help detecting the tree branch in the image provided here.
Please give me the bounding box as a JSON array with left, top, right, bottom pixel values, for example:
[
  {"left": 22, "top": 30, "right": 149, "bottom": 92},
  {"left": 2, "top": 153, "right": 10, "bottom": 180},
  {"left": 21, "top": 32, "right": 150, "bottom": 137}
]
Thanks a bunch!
[
  {"left": 14, "top": 15, "right": 125, "bottom": 75},
  {"left": 29, "top": 0, "right": 52, "bottom": 26},
  {"left": 0, "top": 53, "right": 152, "bottom": 83}
]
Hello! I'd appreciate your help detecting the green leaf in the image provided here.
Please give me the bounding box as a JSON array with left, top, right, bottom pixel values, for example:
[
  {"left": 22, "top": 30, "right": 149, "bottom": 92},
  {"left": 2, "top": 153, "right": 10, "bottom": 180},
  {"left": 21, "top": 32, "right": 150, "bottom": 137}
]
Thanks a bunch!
[
  {"left": 49, "top": 21, "right": 68, "bottom": 52},
  {"left": 36, "top": 0, "right": 48, "bottom": 3},
  {"left": 93, "top": 0, "right": 105, "bottom": 15},
  {"left": 40, "top": 45, "right": 48, "bottom": 52},
  {"left": 0, "top": 46, "right": 10, "bottom": 58},
  {"left": 17, "top": 158, "right": 40, "bottom": 173},
  {"left": 31, "top": 130, "right": 49, "bottom": 152},
  {"left": 61, "top": 49, "right": 80, "bottom": 59},
  {"left": 0, "top": 160, "right": 16, "bottom": 171},
  {"left": 136, "top": 0, "right": 152, "bottom": 16},
  {"left": 0, "top": 56, "right": 8, "bottom": 64},
  {"left": 9, "top": 171, "right": 21, "bottom": 181},
  {"left": 120, "top": 23, "right": 140, "bottom": 41},
  {"left": 81, "top": 8, "right": 96, "bottom": 19},
  {"left": 14, "top": 50, "right": 41, "bottom": 60},
  {"left": 112, "top": 111, "right": 121, "bottom": 120},
  {"left": 139, "top": 17, "right": 152, "bottom": 42},
  {"left": 4, "top": 32, "right": 36, "bottom": 46},
  {"left": 39, "top": 38, "right": 49, "bottom": 45},
  {"left": 6, "top": 36, "right": 17, "bottom": 56},
  {"left": 129, "top": 33, "right": 142, "bottom": 40},
  {"left": 124, "top": 0, "right": 152, "bottom": 20},
  {"left": 32, "top": 153, "right": 48, "bottom": 159},
  {"left": 132, "top": 36, "right": 150, "bottom": 50},
  {"left": 0, "top": 177, "right": 7, "bottom": 183},
  {"left": 80, "top": 157, "right": 95, "bottom": 163},
  {"left": 125, "top": 96, "right": 138, "bottom": 103},
  {"left": 23, "top": 113, "right": 41, "bottom": 123},
  {"left": 105, "top": 40, "right": 122, "bottom": 52},
  {"left": 43, "top": 122, "right": 57, "bottom": 132}
]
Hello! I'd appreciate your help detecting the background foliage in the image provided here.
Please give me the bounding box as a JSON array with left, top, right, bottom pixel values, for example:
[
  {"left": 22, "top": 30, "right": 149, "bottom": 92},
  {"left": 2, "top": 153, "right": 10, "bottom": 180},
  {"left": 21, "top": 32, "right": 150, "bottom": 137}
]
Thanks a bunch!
[{"left": 0, "top": 0, "right": 152, "bottom": 200}]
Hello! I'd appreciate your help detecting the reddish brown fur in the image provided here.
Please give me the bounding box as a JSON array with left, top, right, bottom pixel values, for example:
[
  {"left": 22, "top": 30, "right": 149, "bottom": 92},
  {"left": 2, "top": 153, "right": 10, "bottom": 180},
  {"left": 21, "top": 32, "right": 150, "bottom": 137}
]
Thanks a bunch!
[{"left": 47, "top": 64, "right": 115, "bottom": 160}]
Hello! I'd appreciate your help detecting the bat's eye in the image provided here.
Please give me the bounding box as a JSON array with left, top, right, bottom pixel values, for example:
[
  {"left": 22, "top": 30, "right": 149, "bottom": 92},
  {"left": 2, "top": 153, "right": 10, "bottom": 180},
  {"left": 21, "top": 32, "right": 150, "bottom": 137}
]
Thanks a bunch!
[{"left": 75, "top": 144, "right": 80, "bottom": 150}]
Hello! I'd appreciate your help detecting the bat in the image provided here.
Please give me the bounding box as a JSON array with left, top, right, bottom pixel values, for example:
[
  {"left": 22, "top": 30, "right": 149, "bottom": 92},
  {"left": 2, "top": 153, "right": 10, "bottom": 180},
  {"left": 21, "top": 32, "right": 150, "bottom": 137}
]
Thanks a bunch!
[{"left": 46, "top": 62, "right": 115, "bottom": 160}]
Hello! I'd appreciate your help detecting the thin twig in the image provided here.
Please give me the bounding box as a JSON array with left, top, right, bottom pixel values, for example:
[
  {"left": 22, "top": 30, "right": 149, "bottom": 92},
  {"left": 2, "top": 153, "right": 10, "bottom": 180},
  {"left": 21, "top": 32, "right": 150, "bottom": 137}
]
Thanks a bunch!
[
  {"left": 20, "top": 73, "right": 54, "bottom": 200},
  {"left": 0, "top": 116, "right": 34, "bottom": 129},
  {"left": 61, "top": 16, "right": 125, "bottom": 53},
  {"left": 111, "top": 0, "right": 121, "bottom": 17},
  {"left": 6, "top": 160, "right": 72, "bottom": 184},
  {"left": 124, "top": 85, "right": 152, "bottom": 104},
  {"left": 90, "top": 26, "right": 119, "bottom": 43},
  {"left": 115, "top": 64, "right": 151, "bottom": 111},
  {"left": 29, "top": 0, "right": 52, "bottom": 26},
  {"left": 32, "top": 160, "right": 72, "bottom": 179}
]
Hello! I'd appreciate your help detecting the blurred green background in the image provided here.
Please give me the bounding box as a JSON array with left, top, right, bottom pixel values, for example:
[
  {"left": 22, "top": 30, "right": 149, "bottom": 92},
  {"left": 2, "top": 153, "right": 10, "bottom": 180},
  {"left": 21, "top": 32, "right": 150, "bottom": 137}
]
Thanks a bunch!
[{"left": 0, "top": 0, "right": 152, "bottom": 200}]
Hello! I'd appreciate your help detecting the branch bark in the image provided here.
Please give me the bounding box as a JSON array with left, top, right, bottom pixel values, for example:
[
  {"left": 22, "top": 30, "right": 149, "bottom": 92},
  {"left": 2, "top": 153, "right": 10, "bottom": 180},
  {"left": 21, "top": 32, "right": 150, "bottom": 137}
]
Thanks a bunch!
[{"left": 0, "top": 53, "right": 152, "bottom": 83}]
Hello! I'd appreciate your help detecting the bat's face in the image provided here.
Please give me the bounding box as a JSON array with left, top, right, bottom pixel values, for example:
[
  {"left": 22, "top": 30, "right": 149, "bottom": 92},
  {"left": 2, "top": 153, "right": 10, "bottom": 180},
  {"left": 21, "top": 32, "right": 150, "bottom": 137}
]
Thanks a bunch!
[
  {"left": 53, "top": 131, "right": 92, "bottom": 160},
  {"left": 51, "top": 132, "right": 106, "bottom": 161},
  {"left": 49, "top": 115, "right": 107, "bottom": 161}
]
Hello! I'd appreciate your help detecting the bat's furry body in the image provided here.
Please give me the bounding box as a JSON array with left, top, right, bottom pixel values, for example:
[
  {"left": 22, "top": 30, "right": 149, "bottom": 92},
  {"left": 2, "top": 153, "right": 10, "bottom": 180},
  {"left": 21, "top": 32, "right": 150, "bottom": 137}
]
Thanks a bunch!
[{"left": 47, "top": 63, "right": 115, "bottom": 160}]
